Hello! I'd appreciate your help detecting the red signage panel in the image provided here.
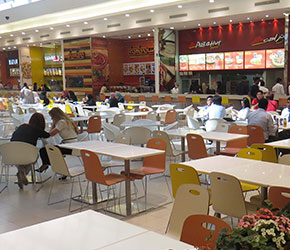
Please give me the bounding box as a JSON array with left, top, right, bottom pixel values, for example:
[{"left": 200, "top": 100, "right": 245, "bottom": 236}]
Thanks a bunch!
[
  {"left": 188, "top": 54, "right": 206, "bottom": 71},
  {"left": 206, "top": 53, "right": 224, "bottom": 70},
  {"left": 266, "top": 48, "right": 284, "bottom": 68},
  {"left": 224, "top": 51, "right": 244, "bottom": 70},
  {"left": 244, "top": 50, "right": 266, "bottom": 69},
  {"left": 179, "top": 55, "right": 189, "bottom": 71}
]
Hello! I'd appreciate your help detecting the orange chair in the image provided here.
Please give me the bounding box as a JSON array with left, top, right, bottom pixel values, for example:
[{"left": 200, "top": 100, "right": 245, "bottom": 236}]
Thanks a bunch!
[
  {"left": 138, "top": 95, "right": 146, "bottom": 102},
  {"left": 180, "top": 214, "right": 231, "bottom": 249},
  {"left": 247, "top": 125, "right": 264, "bottom": 146},
  {"left": 164, "top": 109, "right": 176, "bottom": 125},
  {"left": 186, "top": 134, "right": 208, "bottom": 160},
  {"left": 178, "top": 96, "right": 186, "bottom": 103},
  {"left": 86, "top": 115, "right": 102, "bottom": 139},
  {"left": 152, "top": 95, "right": 159, "bottom": 103},
  {"left": 81, "top": 150, "right": 127, "bottom": 210},
  {"left": 279, "top": 98, "right": 288, "bottom": 107},
  {"left": 140, "top": 107, "right": 149, "bottom": 119},
  {"left": 269, "top": 186, "right": 290, "bottom": 210},
  {"left": 100, "top": 94, "right": 106, "bottom": 101},
  {"left": 124, "top": 95, "right": 132, "bottom": 102},
  {"left": 220, "top": 125, "right": 248, "bottom": 156},
  {"left": 164, "top": 96, "right": 172, "bottom": 103}
]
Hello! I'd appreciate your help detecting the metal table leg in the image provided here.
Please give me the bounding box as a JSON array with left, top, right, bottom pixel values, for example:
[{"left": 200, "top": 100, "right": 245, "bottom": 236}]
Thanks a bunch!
[
  {"left": 181, "top": 137, "right": 185, "bottom": 162},
  {"left": 125, "top": 159, "right": 132, "bottom": 216},
  {"left": 216, "top": 141, "right": 221, "bottom": 155}
]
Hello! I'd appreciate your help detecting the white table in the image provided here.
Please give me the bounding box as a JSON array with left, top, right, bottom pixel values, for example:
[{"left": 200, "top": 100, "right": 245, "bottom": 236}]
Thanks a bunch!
[
  {"left": 61, "top": 141, "right": 165, "bottom": 216},
  {"left": 151, "top": 104, "right": 175, "bottom": 109},
  {"left": 123, "top": 103, "right": 142, "bottom": 107},
  {"left": 266, "top": 138, "right": 290, "bottom": 149},
  {"left": 0, "top": 210, "right": 147, "bottom": 250},
  {"left": 124, "top": 111, "right": 149, "bottom": 117},
  {"left": 167, "top": 128, "right": 249, "bottom": 161},
  {"left": 182, "top": 155, "right": 290, "bottom": 201},
  {"left": 121, "top": 120, "right": 161, "bottom": 130}
]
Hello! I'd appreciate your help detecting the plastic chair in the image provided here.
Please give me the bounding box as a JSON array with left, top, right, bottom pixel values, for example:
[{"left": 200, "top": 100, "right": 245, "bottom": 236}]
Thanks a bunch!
[
  {"left": 247, "top": 125, "right": 264, "bottom": 146},
  {"left": 86, "top": 115, "right": 102, "bottom": 140},
  {"left": 186, "top": 134, "right": 208, "bottom": 160},
  {"left": 124, "top": 95, "right": 132, "bottom": 102},
  {"left": 220, "top": 125, "right": 248, "bottom": 156},
  {"left": 28, "top": 107, "right": 37, "bottom": 113},
  {"left": 278, "top": 154, "right": 290, "bottom": 165},
  {"left": 205, "top": 119, "right": 229, "bottom": 132},
  {"left": 147, "top": 111, "right": 157, "bottom": 121},
  {"left": 250, "top": 144, "right": 278, "bottom": 163},
  {"left": 0, "top": 142, "right": 39, "bottom": 192},
  {"left": 123, "top": 126, "right": 151, "bottom": 145},
  {"left": 152, "top": 95, "right": 159, "bottom": 103},
  {"left": 269, "top": 186, "right": 290, "bottom": 209},
  {"left": 167, "top": 184, "right": 210, "bottom": 240},
  {"left": 46, "top": 145, "right": 84, "bottom": 211},
  {"left": 169, "top": 163, "right": 201, "bottom": 198},
  {"left": 164, "top": 96, "right": 172, "bottom": 103},
  {"left": 178, "top": 96, "right": 186, "bottom": 103},
  {"left": 180, "top": 214, "right": 231, "bottom": 249},
  {"left": 77, "top": 131, "right": 89, "bottom": 142},
  {"left": 210, "top": 172, "right": 257, "bottom": 219},
  {"left": 102, "top": 122, "right": 120, "bottom": 141},
  {"left": 138, "top": 95, "right": 146, "bottom": 102},
  {"left": 164, "top": 109, "right": 176, "bottom": 125},
  {"left": 113, "top": 114, "right": 126, "bottom": 129},
  {"left": 186, "top": 115, "right": 200, "bottom": 129},
  {"left": 81, "top": 149, "right": 127, "bottom": 211},
  {"left": 279, "top": 98, "right": 287, "bottom": 107}
]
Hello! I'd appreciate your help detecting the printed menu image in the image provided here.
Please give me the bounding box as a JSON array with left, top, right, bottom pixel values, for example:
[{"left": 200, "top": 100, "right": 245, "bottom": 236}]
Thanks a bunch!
[
  {"left": 245, "top": 50, "right": 265, "bottom": 69},
  {"left": 266, "top": 49, "right": 284, "bottom": 69},
  {"left": 188, "top": 54, "right": 206, "bottom": 71},
  {"left": 206, "top": 53, "right": 224, "bottom": 70},
  {"left": 123, "top": 63, "right": 129, "bottom": 75},
  {"left": 224, "top": 51, "right": 244, "bottom": 70},
  {"left": 179, "top": 55, "right": 189, "bottom": 71}
]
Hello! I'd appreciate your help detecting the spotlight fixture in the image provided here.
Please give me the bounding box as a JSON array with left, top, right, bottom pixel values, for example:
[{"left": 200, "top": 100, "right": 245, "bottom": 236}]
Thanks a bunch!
[
  {"left": 229, "top": 19, "right": 233, "bottom": 23},
  {"left": 213, "top": 21, "right": 216, "bottom": 24},
  {"left": 128, "top": 35, "right": 131, "bottom": 38},
  {"left": 125, "top": 13, "right": 130, "bottom": 17},
  {"left": 21, "top": 32, "right": 26, "bottom": 35},
  {"left": 209, "top": 0, "right": 214, "bottom": 2},
  {"left": 150, "top": 9, "right": 154, "bottom": 13},
  {"left": 147, "top": 33, "right": 151, "bottom": 36},
  {"left": 50, "top": 27, "right": 54, "bottom": 30},
  {"left": 102, "top": 35, "right": 106, "bottom": 38},
  {"left": 104, "top": 17, "right": 108, "bottom": 21},
  {"left": 35, "top": 29, "right": 39, "bottom": 32},
  {"left": 138, "top": 34, "right": 141, "bottom": 37},
  {"left": 265, "top": 14, "right": 269, "bottom": 17},
  {"left": 10, "top": 34, "right": 14, "bottom": 37},
  {"left": 247, "top": 17, "right": 250, "bottom": 20},
  {"left": 178, "top": 4, "right": 182, "bottom": 8},
  {"left": 198, "top": 23, "right": 201, "bottom": 26},
  {"left": 84, "top": 21, "right": 88, "bottom": 24},
  {"left": 66, "top": 24, "right": 70, "bottom": 27},
  {"left": 170, "top": 26, "right": 174, "bottom": 29}
]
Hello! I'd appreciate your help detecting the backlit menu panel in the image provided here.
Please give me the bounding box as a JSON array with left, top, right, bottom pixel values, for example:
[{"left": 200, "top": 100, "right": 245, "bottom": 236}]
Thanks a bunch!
[
  {"left": 206, "top": 53, "right": 224, "bottom": 70},
  {"left": 179, "top": 55, "right": 189, "bottom": 71},
  {"left": 245, "top": 50, "right": 266, "bottom": 69},
  {"left": 224, "top": 51, "right": 244, "bottom": 70},
  {"left": 266, "top": 49, "right": 284, "bottom": 69},
  {"left": 188, "top": 54, "right": 206, "bottom": 71}
]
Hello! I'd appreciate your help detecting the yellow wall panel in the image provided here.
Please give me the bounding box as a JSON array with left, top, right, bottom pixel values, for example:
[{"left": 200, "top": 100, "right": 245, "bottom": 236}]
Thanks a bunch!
[{"left": 30, "top": 47, "right": 44, "bottom": 87}]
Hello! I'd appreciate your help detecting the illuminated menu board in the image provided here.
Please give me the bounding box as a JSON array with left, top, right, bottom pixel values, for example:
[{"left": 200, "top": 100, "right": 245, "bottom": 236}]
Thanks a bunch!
[
  {"left": 188, "top": 54, "right": 206, "bottom": 71},
  {"left": 266, "top": 49, "right": 284, "bottom": 69},
  {"left": 224, "top": 51, "right": 244, "bottom": 70},
  {"left": 206, "top": 53, "right": 224, "bottom": 70},
  {"left": 179, "top": 55, "right": 189, "bottom": 71},
  {"left": 245, "top": 50, "right": 266, "bottom": 69}
]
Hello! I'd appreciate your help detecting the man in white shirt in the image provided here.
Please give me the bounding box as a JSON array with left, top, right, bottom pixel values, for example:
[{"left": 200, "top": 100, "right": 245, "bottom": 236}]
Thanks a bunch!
[
  {"left": 280, "top": 97, "right": 290, "bottom": 121},
  {"left": 171, "top": 83, "right": 179, "bottom": 94},
  {"left": 248, "top": 98, "right": 277, "bottom": 142},
  {"left": 272, "top": 77, "right": 285, "bottom": 96},
  {"left": 20, "top": 83, "right": 35, "bottom": 104},
  {"left": 206, "top": 95, "right": 226, "bottom": 120}
]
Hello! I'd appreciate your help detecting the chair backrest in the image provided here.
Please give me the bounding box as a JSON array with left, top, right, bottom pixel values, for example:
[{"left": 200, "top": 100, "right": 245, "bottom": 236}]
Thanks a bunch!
[
  {"left": 138, "top": 95, "right": 146, "bottom": 102},
  {"left": 210, "top": 172, "right": 247, "bottom": 218},
  {"left": 100, "top": 94, "right": 106, "bottom": 101},
  {"left": 205, "top": 118, "right": 228, "bottom": 132},
  {"left": 250, "top": 144, "right": 278, "bottom": 163},
  {"left": 152, "top": 95, "right": 159, "bottom": 102},
  {"left": 269, "top": 186, "right": 290, "bottom": 209},
  {"left": 28, "top": 107, "right": 37, "bottom": 113},
  {"left": 143, "top": 138, "right": 166, "bottom": 171},
  {"left": 164, "top": 96, "right": 172, "bottom": 103},
  {"left": 178, "top": 96, "right": 186, "bottom": 103},
  {"left": 0, "top": 142, "right": 39, "bottom": 165},
  {"left": 165, "top": 109, "right": 176, "bottom": 125},
  {"left": 16, "top": 106, "right": 24, "bottom": 114},
  {"left": 226, "top": 125, "right": 248, "bottom": 148},
  {"left": 118, "top": 102, "right": 125, "bottom": 110},
  {"left": 147, "top": 111, "right": 157, "bottom": 121},
  {"left": 186, "top": 134, "right": 208, "bottom": 160},
  {"left": 123, "top": 126, "right": 151, "bottom": 145},
  {"left": 278, "top": 154, "right": 290, "bottom": 165},
  {"left": 186, "top": 115, "right": 200, "bottom": 130},
  {"left": 87, "top": 115, "right": 102, "bottom": 133},
  {"left": 184, "top": 106, "right": 195, "bottom": 117},
  {"left": 167, "top": 184, "right": 210, "bottom": 240},
  {"left": 279, "top": 98, "right": 287, "bottom": 107},
  {"left": 81, "top": 150, "right": 108, "bottom": 185},
  {"left": 152, "top": 130, "right": 174, "bottom": 156},
  {"left": 102, "top": 122, "right": 120, "bottom": 141},
  {"left": 115, "top": 133, "right": 131, "bottom": 144},
  {"left": 180, "top": 214, "right": 231, "bottom": 249},
  {"left": 76, "top": 105, "right": 86, "bottom": 116},
  {"left": 247, "top": 125, "right": 264, "bottom": 146},
  {"left": 45, "top": 145, "right": 71, "bottom": 176},
  {"left": 77, "top": 131, "right": 89, "bottom": 141},
  {"left": 124, "top": 95, "right": 132, "bottom": 102},
  {"left": 169, "top": 163, "right": 201, "bottom": 198},
  {"left": 237, "top": 147, "right": 263, "bottom": 161},
  {"left": 113, "top": 114, "right": 126, "bottom": 128}
]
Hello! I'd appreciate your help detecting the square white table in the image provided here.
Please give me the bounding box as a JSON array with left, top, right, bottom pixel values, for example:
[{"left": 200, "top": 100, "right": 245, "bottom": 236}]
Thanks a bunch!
[
  {"left": 124, "top": 111, "right": 149, "bottom": 117},
  {"left": 0, "top": 210, "right": 147, "bottom": 250},
  {"left": 167, "top": 128, "right": 249, "bottom": 161},
  {"left": 61, "top": 141, "right": 165, "bottom": 216},
  {"left": 182, "top": 155, "right": 290, "bottom": 201},
  {"left": 266, "top": 138, "right": 290, "bottom": 149}
]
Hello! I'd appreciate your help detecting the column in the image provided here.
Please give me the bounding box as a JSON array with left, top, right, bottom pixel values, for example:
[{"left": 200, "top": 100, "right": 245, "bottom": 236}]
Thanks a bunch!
[
  {"left": 61, "top": 40, "right": 66, "bottom": 90},
  {"left": 284, "top": 13, "right": 289, "bottom": 88},
  {"left": 154, "top": 28, "right": 160, "bottom": 94}
]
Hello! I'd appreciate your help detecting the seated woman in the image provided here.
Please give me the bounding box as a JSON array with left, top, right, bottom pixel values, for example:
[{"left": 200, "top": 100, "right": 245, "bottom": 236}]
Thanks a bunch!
[
  {"left": 37, "top": 107, "right": 78, "bottom": 173},
  {"left": 83, "top": 94, "right": 95, "bottom": 106},
  {"left": 115, "top": 92, "right": 124, "bottom": 103},
  {"left": 108, "top": 93, "right": 118, "bottom": 108},
  {"left": 10, "top": 113, "right": 50, "bottom": 189},
  {"left": 232, "top": 97, "right": 251, "bottom": 121}
]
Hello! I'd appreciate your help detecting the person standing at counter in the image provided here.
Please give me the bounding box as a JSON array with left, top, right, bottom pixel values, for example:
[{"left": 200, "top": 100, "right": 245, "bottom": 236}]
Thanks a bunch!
[
  {"left": 100, "top": 84, "right": 107, "bottom": 95},
  {"left": 250, "top": 77, "right": 260, "bottom": 100},
  {"left": 171, "top": 83, "right": 179, "bottom": 94},
  {"left": 206, "top": 95, "right": 226, "bottom": 120},
  {"left": 20, "top": 83, "right": 35, "bottom": 104},
  {"left": 251, "top": 90, "right": 264, "bottom": 110},
  {"left": 272, "top": 78, "right": 285, "bottom": 96},
  {"left": 259, "top": 80, "right": 269, "bottom": 94},
  {"left": 237, "top": 76, "right": 249, "bottom": 95},
  {"left": 108, "top": 93, "right": 118, "bottom": 108}
]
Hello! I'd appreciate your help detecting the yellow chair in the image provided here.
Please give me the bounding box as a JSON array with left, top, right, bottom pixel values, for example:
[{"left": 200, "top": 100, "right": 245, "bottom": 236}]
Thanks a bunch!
[
  {"left": 250, "top": 144, "right": 277, "bottom": 163},
  {"left": 222, "top": 96, "right": 229, "bottom": 105},
  {"left": 65, "top": 103, "right": 73, "bottom": 114},
  {"left": 127, "top": 100, "right": 134, "bottom": 111},
  {"left": 237, "top": 148, "right": 262, "bottom": 192},
  {"left": 192, "top": 96, "right": 200, "bottom": 104},
  {"left": 170, "top": 163, "right": 201, "bottom": 198}
]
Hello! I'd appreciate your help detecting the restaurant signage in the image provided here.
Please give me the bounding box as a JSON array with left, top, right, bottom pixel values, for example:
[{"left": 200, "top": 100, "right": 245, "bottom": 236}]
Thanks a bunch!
[
  {"left": 189, "top": 40, "right": 222, "bottom": 50},
  {"left": 128, "top": 46, "right": 154, "bottom": 56},
  {"left": 251, "top": 33, "right": 285, "bottom": 46}
]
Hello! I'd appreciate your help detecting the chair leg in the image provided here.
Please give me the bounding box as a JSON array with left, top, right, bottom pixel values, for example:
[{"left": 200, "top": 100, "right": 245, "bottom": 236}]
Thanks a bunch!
[
  {"left": 0, "top": 164, "right": 8, "bottom": 193},
  {"left": 81, "top": 180, "right": 90, "bottom": 211},
  {"left": 144, "top": 176, "right": 148, "bottom": 210},
  {"left": 163, "top": 174, "right": 173, "bottom": 201},
  {"left": 133, "top": 181, "right": 140, "bottom": 212},
  {"left": 69, "top": 177, "right": 75, "bottom": 212},
  {"left": 105, "top": 186, "right": 111, "bottom": 212},
  {"left": 48, "top": 174, "right": 56, "bottom": 205}
]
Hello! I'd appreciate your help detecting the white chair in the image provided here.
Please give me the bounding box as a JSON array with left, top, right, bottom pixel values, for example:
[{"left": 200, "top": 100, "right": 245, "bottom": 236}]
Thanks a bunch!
[
  {"left": 77, "top": 131, "right": 89, "bottom": 142},
  {"left": 28, "top": 107, "right": 37, "bottom": 113},
  {"left": 184, "top": 105, "right": 195, "bottom": 117},
  {"left": 102, "top": 122, "right": 121, "bottom": 141},
  {"left": 0, "top": 142, "right": 39, "bottom": 192},
  {"left": 130, "top": 119, "right": 159, "bottom": 131},
  {"left": 147, "top": 111, "right": 157, "bottom": 121},
  {"left": 162, "top": 121, "right": 179, "bottom": 131},
  {"left": 186, "top": 115, "right": 200, "bottom": 129},
  {"left": 205, "top": 118, "right": 229, "bottom": 132},
  {"left": 123, "top": 126, "right": 152, "bottom": 146},
  {"left": 113, "top": 114, "right": 126, "bottom": 129},
  {"left": 76, "top": 105, "right": 86, "bottom": 117},
  {"left": 118, "top": 102, "right": 125, "bottom": 110},
  {"left": 46, "top": 145, "right": 84, "bottom": 211}
]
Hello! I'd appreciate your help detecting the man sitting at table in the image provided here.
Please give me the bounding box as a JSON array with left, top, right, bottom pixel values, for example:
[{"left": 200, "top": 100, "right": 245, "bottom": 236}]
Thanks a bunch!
[
  {"left": 248, "top": 98, "right": 277, "bottom": 142},
  {"left": 206, "top": 95, "right": 226, "bottom": 120},
  {"left": 251, "top": 90, "right": 264, "bottom": 110}
]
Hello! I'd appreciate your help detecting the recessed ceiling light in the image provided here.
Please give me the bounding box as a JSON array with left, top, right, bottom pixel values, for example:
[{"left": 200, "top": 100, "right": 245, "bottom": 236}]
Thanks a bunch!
[
  {"left": 33, "top": 44, "right": 36, "bottom": 46},
  {"left": 184, "top": 25, "right": 186, "bottom": 28},
  {"left": 213, "top": 21, "right": 216, "bottom": 24},
  {"left": 8, "top": 47, "right": 11, "bottom": 49},
  {"left": 152, "top": 28, "right": 155, "bottom": 32},
  {"left": 265, "top": 14, "right": 269, "bottom": 17},
  {"left": 138, "top": 34, "right": 141, "bottom": 37},
  {"left": 50, "top": 27, "right": 54, "bottom": 30},
  {"left": 128, "top": 35, "right": 131, "bottom": 38},
  {"left": 10, "top": 34, "right": 14, "bottom": 37},
  {"left": 3, "top": 48, "right": 6, "bottom": 50},
  {"left": 66, "top": 24, "right": 70, "bottom": 27},
  {"left": 229, "top": 19, "right": 233, "bottom": 23},
  {"left": 104, "top": 17, "right": 108, "bottom": 21},
  {"left": 261, "top": 18, "right": 264, "bottom": 21},
  {"left": 150, "top": 9, "right": 154, "bottom": 13},
  {"left": 0, "top": 36, "right": 2, "bottom": 39},
  {"left": 198, "top": 23, "right": 201, "bottom": 26},
  {"left": 21, "top": 32, "right": 26, "bottom": 35},
  {"left": 147, "top": 33, "right": 151, "bottom": 36},
  {"left": 170, "top": 26, "right": 174, "bottom": 29},
  {"left": 209, "top": 0, "right": 214, "bottom": 2},
  {"left": 84, "top": 21, "right": 88, "bottom": 24},
  {"left": 13, "top": 46, "right": 16, "bottom": 49},
  {"left": 178, "top": 4, "right": 182, "bottom": 8},
  {"left": 35, "top": 29, "right": 39, "bottom": 32},
  {"left": 247, "top": 17, "right": 250, "bottom": 20},
  {"left": 102, "top": 35, "right": 106, "bottom": 38},
  {"left": 125, "top": 13, "right": 130, "bottom": 17}
]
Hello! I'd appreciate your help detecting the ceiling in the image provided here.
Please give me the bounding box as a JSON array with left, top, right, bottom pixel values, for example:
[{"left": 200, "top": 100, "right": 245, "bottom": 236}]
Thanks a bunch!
[{"left": 0, "top": 0, "right": 289, "bottom": 49}]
